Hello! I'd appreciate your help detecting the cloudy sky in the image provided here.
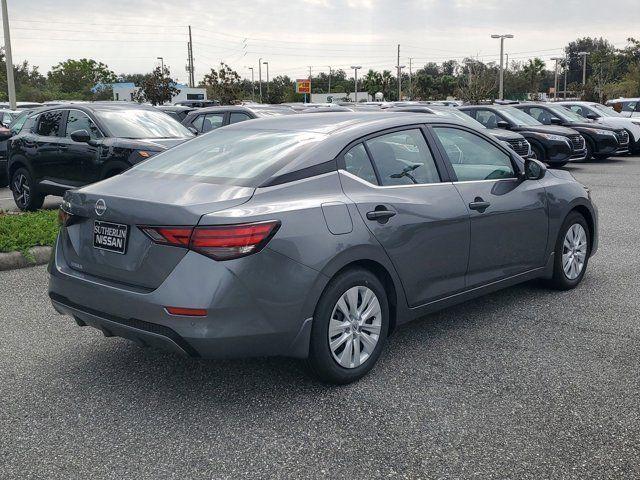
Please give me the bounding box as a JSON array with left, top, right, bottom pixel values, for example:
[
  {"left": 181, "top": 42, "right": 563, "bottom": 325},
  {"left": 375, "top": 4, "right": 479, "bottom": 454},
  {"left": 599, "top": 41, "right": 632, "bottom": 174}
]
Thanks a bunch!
[{"left": 3, "top": 0, "right": 639, "bottom": 83}]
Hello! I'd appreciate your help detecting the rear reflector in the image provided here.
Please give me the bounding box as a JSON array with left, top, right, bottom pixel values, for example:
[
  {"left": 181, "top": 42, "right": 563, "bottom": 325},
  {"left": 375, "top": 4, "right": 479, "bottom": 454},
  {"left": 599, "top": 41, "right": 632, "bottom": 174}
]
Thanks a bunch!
[
  {"left": 165, "top": 307, "right": 207, "bottom": 317},
  {"left": 139, "top": 220, "right": 280, "bottom": 261}
]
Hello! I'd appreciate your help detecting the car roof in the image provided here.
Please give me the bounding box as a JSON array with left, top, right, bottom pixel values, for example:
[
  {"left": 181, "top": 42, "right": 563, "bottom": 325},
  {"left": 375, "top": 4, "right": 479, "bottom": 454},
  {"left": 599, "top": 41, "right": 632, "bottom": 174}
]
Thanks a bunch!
[{"left": 31, "top": 102, "right": 160, "bottom": 114}]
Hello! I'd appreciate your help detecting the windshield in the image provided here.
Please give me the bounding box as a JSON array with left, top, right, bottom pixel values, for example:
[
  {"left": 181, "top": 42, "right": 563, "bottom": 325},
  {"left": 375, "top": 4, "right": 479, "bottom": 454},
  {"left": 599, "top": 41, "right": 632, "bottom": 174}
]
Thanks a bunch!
[
  {"left": 132, "top": 127, "right": 326, "bottom": 186},
  {"left": 94, "top": 109, "right": 193, "bottom": 139},
  {"left": 497, "top": 107, "right": 542, "bottom": 126},
  {"left": 591, "top": 103, "right": 623, "bottom": 117}
]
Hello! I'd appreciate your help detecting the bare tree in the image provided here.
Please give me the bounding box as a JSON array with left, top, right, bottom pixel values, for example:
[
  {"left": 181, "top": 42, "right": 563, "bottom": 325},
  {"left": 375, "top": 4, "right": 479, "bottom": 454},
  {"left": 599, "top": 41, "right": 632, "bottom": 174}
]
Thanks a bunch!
[{"left": 456, "top": 59, "right": 497, "bottom": 104}]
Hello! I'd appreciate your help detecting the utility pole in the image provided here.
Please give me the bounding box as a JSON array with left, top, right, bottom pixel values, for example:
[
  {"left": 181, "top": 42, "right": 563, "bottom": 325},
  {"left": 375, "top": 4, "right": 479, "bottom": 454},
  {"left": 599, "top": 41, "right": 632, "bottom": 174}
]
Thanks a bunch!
[
  {"left": 258, "top": 58, "right": 262, "bottom": 103},
  {"left": 327, "top": 66, "right": 332, "bottom": 94},
  {"left": 1, "top": 0, "right": 17, "bottom": 110},
  {"left": 408, "top": 58, "right": 413, "bottom": 100},
  {"left": 350, "top": 66, "right": 361, "bottom": 103},
  {"left": 563, "top": 54, "right": 568, "bottom": 99},
  {"left": 551, "top": 57, "right": 562, "bottom": 101},
  {"left": 579, "top": 51, "right": 589, "bottom": 85},
  {"left": 187, "top": 26, "right": 195, "bottom": 87},
  {"left": 491, "top": 34, "right": 514, "bottom": 101},
  {"left": 247, "top": 67, "right": 255, "bottom": 101},
  {"left": 308, "top": 66, "right": 312, "bottom": 95}
]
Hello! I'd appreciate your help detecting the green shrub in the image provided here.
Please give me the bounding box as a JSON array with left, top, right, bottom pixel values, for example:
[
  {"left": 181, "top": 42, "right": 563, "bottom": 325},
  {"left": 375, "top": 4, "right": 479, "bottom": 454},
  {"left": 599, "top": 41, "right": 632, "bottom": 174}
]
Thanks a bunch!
[{"left": 0, "top": 210, "right": 59, "bottom": 256}]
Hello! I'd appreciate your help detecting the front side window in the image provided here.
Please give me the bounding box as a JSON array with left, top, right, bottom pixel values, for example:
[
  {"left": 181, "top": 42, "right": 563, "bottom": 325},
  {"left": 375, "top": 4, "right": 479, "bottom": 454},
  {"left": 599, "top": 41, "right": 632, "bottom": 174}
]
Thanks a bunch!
[
  {"left": 343, "top": 143, "right": 378, "bottom": 185},
  {"left": 36, "top": 110, "right": 65, "bottom": 137},
  {"left": 65, "top": 111, "right": 102, "bottom": 139},
  {"left": 621, "top": 101, "right": 637, "bottom": 112},
  {"left": 567, "top": 105, "right": 588, "bottom": 117},
  {"left": 434, "top": 127, "right": 515, "bottom": 182},
  {"left": 526, "top": 107, "right": 557, "bottom": 125},
  {"left": 474, "top": 109, "right": 501, "bottom": 128},
  {"left": 365, "top": 129, "right": 440, "bottom": 186}
]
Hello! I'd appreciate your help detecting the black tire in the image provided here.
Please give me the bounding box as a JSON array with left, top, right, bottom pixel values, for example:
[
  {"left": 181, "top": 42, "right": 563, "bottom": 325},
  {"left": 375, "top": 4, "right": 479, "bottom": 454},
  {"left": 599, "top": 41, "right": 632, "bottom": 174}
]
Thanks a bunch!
[
  {"left": 545, "top": 211, "right": 591, "bottom": 290},
  {"left": 10, "top": 167, "right": 44, "bottom": 211},
  {"left": 584, "top": 139, "right": 594, "bottom": 161},
  {"left": 531, "top": 144, "right": 544, "bottom": 163},
  {"left": 307, "top": 268, "right": 389, "bottom": 384}
]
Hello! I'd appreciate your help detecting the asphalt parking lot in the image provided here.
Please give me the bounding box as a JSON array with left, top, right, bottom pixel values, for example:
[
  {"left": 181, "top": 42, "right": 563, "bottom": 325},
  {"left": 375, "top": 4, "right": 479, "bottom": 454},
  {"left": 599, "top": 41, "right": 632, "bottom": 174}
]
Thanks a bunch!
[
  {"left": 0, "top": 186, "right": 61, "bottom": 212},
  {"left": 1, "top": 157, "right": 639, "bottom": 479}
]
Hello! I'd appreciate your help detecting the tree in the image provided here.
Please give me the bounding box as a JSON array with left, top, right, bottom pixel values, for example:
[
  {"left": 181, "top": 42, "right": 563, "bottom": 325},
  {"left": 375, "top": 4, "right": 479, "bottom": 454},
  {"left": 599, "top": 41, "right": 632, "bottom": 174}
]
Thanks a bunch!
[
  {"left": 456, "top": 59, "right": 497, "bottom": 103},
  {"left": 362, "top": 69, "right": 382, "bottom": 98},
  {"left": 201, "top": 63, "right": 243, "bottom": 104},
  {"left": 48, "top": 58, "right": 117, "bottom": 95},
  {"left": 132, "top": 66, "right": 178, "bottom": 105},
  {"left": 522, "top": 58, "right": 546, "bottom": 99}
]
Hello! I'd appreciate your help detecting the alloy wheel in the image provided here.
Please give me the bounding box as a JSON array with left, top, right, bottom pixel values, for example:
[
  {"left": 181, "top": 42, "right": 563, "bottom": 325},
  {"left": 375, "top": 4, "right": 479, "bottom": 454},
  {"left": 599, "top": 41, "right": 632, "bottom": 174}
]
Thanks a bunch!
[
  {"left": 328, "top": 286, "right": 382, "bottom": 369},
  {"left": 13, "top": 173, "right": 30, "bottom": 208},
  {"left": 562, "top": 223, "right": 588, "bottom": 280}
]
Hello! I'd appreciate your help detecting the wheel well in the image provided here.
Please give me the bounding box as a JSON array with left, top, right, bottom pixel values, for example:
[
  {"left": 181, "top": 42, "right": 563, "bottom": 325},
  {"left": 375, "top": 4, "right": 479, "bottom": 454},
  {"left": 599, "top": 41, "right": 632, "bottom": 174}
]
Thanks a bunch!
[
  {"left": 332, "top": 259, "right": 399, "bottom": 336},
  {"left": 570, "top": 205, "right": 595, "bottom": 247},
  {"left": 8, "top": 159, "right": 28, "bottom": 179}
]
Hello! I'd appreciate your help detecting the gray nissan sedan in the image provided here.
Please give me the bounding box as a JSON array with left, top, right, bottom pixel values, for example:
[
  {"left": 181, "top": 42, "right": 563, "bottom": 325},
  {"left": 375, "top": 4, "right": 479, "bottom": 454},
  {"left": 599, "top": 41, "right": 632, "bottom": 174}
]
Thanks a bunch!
[{"left": 49, "top": 112, "right": 598, "bottom": 384}]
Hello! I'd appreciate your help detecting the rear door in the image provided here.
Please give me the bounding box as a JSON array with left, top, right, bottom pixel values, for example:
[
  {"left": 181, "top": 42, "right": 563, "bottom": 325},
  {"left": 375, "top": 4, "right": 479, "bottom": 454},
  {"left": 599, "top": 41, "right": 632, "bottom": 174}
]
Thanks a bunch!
[
  {"left": 32, "top": 109, "right": 67, "bottom": 184},
  {"left": 339, "top": 127, "right": 470, "bottom": 307},
  {"left": 431, "top": 125, "right": 548, "bottom": 288}
]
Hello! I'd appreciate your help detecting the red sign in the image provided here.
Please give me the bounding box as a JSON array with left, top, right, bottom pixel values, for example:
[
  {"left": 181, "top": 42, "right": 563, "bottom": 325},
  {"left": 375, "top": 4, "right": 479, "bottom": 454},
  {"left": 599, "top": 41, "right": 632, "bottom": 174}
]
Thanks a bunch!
[{"left": 296, "top": 79, "right": 311, "bottom": 94}]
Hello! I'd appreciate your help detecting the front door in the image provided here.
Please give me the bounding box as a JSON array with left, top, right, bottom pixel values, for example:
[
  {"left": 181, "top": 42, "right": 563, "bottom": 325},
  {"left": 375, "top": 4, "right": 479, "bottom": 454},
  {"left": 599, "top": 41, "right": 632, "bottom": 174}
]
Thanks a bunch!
[
  {"left": 339, "top": 128, "right": 470, "bottom": 307},
  {"left": 60, "top": 109, "right": 103, "bottom": 185},
  {"left": 431, "top": 125, "right": 548, "bottom": 288}
]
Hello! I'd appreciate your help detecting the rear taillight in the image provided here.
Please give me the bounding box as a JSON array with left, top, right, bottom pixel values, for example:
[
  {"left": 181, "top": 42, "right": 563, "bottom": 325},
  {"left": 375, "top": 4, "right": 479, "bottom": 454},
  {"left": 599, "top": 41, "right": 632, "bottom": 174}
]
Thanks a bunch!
[{"left": 139, "top": 221, "right": 280, "bottom": 261}]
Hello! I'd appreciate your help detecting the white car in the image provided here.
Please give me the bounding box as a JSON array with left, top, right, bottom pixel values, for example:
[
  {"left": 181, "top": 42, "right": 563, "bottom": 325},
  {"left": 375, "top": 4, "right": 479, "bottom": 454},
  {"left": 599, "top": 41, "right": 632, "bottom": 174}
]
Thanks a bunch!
[
  {"left": 606, "top": 98, "right": 640, "bottom": 118},
  {"left": 559, "top": 101, "right": 640, "bottom": 153}
]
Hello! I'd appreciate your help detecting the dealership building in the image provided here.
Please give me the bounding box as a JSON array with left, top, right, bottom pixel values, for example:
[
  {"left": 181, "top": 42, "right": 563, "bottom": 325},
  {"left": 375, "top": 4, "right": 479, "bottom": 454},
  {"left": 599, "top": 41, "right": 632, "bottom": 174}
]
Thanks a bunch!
[{"left": 105, "top": 82, "right": 207, "bottom": 104}]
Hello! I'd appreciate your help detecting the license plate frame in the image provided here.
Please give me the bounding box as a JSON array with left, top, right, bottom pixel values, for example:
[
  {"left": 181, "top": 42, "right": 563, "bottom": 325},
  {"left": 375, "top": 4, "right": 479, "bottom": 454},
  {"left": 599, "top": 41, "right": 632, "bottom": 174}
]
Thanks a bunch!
[{"left": 93, "top": 220, "right": 129, "bottom": 255}]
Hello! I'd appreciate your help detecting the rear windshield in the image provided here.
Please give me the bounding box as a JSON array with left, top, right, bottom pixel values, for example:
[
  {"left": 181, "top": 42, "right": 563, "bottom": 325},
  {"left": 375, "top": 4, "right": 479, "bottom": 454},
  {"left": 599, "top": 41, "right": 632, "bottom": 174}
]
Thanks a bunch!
[
  {"left": 94, "top": 109, "right": 193, "bottom": 139},
  {"left": 132, "top": 127, "right": 326, "bottom": 186}
]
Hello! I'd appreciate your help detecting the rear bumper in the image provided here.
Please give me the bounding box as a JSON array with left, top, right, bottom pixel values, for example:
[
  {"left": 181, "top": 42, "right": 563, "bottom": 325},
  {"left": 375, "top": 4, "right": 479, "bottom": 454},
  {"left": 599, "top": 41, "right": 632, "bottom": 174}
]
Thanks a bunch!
[{"left": 48, "top": 236, "right": 322, "bottom": 359}]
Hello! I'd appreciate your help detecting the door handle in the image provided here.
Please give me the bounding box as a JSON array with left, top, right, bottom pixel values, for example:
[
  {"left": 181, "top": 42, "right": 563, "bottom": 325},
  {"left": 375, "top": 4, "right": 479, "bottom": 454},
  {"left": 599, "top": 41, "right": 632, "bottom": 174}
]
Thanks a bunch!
[
  {"left": 469, "top": 198, "right": 491, "bottom": 212},
  {"left": 366, "top": 208, "right": 396, "bottom": 222},
  {"left": 58, "top": 145, "right": 68, "bottom": 151}
]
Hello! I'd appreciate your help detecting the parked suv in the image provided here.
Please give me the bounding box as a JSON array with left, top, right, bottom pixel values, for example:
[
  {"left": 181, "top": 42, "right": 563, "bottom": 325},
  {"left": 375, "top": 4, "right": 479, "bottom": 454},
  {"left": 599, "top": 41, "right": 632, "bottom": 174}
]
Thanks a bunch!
[
  {"left": 8, "top": 103, "right": 193, "bottom": 211},
  {"left": 512, "top": 103, "right": 628, "bottom": 160},
  {"left": 459, "top": 104, "right": 586, "bottom": 167},
  {"left": 181, "top": 105, "right": 295, "bottom": 134},
  {"left": 558, "top": 101, "right": 640, "bottom": 154}
]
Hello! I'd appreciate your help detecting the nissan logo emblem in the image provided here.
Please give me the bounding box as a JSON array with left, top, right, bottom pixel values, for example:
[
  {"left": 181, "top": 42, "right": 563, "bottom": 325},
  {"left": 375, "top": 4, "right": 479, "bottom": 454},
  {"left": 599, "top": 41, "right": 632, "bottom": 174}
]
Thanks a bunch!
[{"left": 95, "top": 199, "right": 107, "bottom": 216}]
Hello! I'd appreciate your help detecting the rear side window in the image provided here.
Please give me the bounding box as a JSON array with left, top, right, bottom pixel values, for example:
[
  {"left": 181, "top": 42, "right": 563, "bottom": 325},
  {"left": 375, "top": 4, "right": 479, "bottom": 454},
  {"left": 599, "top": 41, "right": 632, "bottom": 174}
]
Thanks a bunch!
[
  {"left": 343, "top": 144, "right": 378, "bottom": 185},
  {"left": 200, "top": 113, "right": 225, "bottom": 133},
  {"left": 434, "top": 127, "right": 515, "bottom": 182},
  {"left": 66, "top": 111, "right": 103, "bottom": 139},
  {"left": 36, "top": 110, "right": 65, "bottom": 136},
  {"left": 229, "top": 112, "right": 252, "bottom": 124},
  {"left": 365, "top": 129, "right": 440, "bottom": 186}
]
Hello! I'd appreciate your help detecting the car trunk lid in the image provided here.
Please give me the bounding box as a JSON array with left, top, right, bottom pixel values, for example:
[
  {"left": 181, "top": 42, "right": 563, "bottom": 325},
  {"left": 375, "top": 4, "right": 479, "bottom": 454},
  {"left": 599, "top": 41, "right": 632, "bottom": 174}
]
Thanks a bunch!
[{"left": 60, "top": 172, "right": 254, "bottom": 289}]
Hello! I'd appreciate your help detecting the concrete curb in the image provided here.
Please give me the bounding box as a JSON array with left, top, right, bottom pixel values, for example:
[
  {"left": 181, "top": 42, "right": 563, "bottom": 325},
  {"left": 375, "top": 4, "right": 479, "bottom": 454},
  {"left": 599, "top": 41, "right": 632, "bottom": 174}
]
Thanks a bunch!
[{"left": 0, "top": 246, "right": 53, "bottom": 271}]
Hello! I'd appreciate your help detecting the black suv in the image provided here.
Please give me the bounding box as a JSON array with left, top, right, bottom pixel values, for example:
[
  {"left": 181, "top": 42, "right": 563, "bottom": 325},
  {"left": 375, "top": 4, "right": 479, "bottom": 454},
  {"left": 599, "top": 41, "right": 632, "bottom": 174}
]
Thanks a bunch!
[
  {"left": 459, "top": 104, "right": 587, "bottom": 167},
  {"left": 512, "top": 103, "right": 628, "bottom": 160},
  {"left": 8, "top": 103, "right": 193, "bottom": 211},
  {"left": 181, "top": 105, "right": 295, "bottom": 134}
]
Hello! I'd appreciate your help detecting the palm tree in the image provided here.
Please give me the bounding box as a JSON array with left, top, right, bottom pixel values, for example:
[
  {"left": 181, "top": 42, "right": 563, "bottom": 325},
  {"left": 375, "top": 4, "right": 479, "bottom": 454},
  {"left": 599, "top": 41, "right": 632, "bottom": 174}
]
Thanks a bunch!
[
  {"left": 363, "top": 70, "right": 382, "bottom": 98},
  {"left": 523, "top": 58, "right": 546, "bottom": 99}
]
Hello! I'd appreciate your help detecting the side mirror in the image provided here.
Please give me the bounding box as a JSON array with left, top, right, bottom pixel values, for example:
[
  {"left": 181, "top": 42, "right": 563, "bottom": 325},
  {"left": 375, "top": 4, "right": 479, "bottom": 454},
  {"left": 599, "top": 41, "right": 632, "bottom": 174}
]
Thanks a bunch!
[
  {"left": 523, "top": 158, "right": 546, "bottom": 180},
  {"left": 187, "top": 126, "right": 199, "bottom": 136},
  {"left": 550, "top": 117, "right": 562, "bottom": 125},
  {"left": 586, "top": 113, "right": 599, "bottom": 120},
  {"left": 496, "top": 120, "right": 510, "bottom": 129},
  {"left": 70, "top": 129, "right": 91, "bottom": 143}
]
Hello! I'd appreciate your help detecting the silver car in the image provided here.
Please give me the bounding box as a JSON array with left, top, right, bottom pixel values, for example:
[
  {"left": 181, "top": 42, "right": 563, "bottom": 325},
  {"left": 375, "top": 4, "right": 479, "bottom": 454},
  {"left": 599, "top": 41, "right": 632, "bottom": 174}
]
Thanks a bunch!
[{"left": 49, "top": 113, "right": 598, "bottom": 384}]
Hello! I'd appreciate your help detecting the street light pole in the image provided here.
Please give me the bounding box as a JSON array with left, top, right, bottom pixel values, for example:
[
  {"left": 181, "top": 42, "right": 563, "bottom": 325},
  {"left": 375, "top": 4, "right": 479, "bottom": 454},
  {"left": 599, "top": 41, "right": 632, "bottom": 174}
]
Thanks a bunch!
[
  {"left": 263, "top": 61, "right": 269, "bottom": 100},
  {"left": 396, "top": 64, "right": 405, "bottom": 100},
  {"left": 248, "top": 67, "right": 255, "bottom": 101},
  {"left": 408, "top": 58, "right": 413, "bottom": 100},
  {"left": 579, "top": 51, "right": 589, "bottom": 85},
  {"left": 1, "top": 0, "right": 17, "bottom": 110},
  {"left": 350, "top": 66, "right": 361, "bottom": 103},
  {"left": 551, "top": 57, "right": 562, "bottom": 101},
  {"left": 563, "top": 54, "right": 568, "bottom": 99},
  {"left": 491, "top": 34, "right": 514, "bottom": 101},
  {"left": 258, "top": 58, "right": 262, "bottom": 103}
]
